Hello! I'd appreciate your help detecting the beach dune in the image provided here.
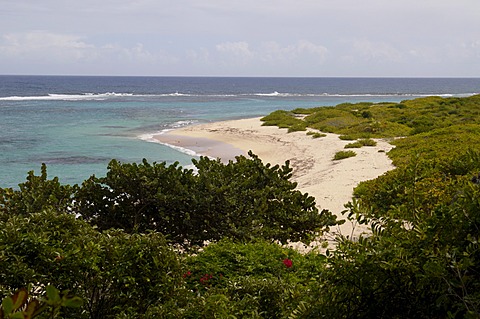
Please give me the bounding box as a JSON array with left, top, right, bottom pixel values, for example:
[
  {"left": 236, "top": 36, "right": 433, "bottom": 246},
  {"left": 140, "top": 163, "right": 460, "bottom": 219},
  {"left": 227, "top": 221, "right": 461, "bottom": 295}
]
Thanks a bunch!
[{"left": 154, "top": 117, "right": 395, "bottom": 241}]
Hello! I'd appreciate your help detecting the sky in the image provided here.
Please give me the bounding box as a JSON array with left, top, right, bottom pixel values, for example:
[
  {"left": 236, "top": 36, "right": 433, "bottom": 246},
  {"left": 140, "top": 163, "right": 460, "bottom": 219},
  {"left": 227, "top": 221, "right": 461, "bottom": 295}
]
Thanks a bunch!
[{"left": 1, "top": 0, "right": 479, "bottom": 77}]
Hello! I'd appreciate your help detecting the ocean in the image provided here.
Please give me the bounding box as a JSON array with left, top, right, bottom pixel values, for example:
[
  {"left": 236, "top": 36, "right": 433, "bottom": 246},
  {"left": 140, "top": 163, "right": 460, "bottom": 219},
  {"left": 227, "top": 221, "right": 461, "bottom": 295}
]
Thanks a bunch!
[{"left": 1, "top": 76, "right": 479, "bottom": 188}]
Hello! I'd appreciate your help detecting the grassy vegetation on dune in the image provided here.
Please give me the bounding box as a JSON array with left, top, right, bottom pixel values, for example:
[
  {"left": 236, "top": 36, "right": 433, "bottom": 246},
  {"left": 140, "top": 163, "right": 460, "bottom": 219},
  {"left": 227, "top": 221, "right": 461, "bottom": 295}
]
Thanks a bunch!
[
  {"left": 262, "top": 94, "right": 480, "bottom": 139},
  {"left": 261, "top": 110, "right": 307, "bottom": 132},
  {"left": 388, "top": 124, "right": 480, "bottom": 166}
]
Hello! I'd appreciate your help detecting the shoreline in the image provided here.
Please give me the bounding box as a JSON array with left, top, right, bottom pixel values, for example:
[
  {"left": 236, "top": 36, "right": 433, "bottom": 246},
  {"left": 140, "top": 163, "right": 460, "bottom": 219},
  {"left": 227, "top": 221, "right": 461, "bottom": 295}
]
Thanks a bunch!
[{"left": 153, "top": 117, "right": 395, "bottom": 240}]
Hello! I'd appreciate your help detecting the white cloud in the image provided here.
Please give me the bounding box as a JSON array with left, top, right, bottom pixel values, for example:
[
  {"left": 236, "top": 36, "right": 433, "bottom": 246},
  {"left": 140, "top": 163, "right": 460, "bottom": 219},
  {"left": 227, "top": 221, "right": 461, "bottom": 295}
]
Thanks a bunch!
[
  {"left": 352, "top": 39, "right": 403, "bottom": 62},
  {"left": 0, "top": 31, "right": 179, "bottom": 74},
  {"left": 261, "top": 40, "right": 328, "bottom": 63},
  {"left": 186, "top": 48, "right": 211, "bottom": 64},
  {"left": 210, "top": 40, "right": 327, "bottom": 69},
  {"left": 176, "top": 40, "right": 330, "bottom": 75},
  {"left": 216, "top": 42, "right": 254, "bottom": 62},
  {"left": 0, "top": 31, "right": 94, "bottom": 60}
]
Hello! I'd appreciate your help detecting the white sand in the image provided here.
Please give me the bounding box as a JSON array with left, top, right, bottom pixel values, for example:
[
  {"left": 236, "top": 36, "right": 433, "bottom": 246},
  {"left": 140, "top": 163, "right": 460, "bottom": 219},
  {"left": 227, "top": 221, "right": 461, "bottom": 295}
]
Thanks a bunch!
[{"left": 154, "top": 117, "right": 395, "bottom": 243}]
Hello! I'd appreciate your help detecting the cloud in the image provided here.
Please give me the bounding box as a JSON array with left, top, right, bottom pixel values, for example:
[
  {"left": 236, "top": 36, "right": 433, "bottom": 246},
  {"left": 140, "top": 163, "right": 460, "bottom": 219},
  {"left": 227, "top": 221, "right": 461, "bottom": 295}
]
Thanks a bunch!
[
  {"left": 0, "top": 31, "right": 94, "bottom": 60},
  {"left": 215, "top": 41, "right": 254, "bottom": 65},
  {"left": 352, "top": 39, "right": 403, "bottom": 62},
  {"left": 0, "top": 31, "right": 179, "bottom": 74},
  {"left": 209, "top": 40, "right": 327, "bottom": 71},
  {"left": 261, "top": 40, "right": 328, "bottom": 63}
]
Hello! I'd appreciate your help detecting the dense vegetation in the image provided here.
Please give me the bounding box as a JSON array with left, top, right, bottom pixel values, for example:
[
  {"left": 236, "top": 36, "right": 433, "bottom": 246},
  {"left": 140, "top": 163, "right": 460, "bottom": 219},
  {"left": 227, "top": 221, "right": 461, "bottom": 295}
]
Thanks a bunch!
[{"left": 2, "top": 94, "right": 480, "bottom": 318}]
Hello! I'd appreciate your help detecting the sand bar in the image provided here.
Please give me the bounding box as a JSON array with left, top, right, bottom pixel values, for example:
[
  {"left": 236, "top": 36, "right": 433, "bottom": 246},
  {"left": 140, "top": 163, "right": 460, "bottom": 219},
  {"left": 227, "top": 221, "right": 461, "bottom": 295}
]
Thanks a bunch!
[{"left": 154, "top": 117, "right": 395, "bottom": 240}]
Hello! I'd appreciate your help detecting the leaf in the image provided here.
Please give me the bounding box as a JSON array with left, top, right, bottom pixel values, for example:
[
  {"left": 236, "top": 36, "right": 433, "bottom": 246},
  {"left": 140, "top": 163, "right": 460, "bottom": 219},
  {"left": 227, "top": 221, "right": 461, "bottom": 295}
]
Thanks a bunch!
[
  {"left": 62, "top": 296, "right": 83, "bottom": 308},
  {"left": 1, "top": 297, "right": 14, "bottom": 315},
  {"left": 24, "top": 299, "right": 41, "bottom": 319},
  {"left": 11, "top": 288, "right": 28, "bottom": 312},
  {"left": 10, "top": 313, "right": 25, "bottom": 319},
  {"left": 45, "top": 285, "right": 60, "bottom": 304}
]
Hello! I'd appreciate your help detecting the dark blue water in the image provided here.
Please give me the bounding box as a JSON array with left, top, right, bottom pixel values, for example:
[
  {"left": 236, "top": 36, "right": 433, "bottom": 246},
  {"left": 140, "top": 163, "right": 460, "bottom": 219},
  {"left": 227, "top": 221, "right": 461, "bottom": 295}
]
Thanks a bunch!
[{"left": 1, "top": 76, "right": 479, "bottom": 188}]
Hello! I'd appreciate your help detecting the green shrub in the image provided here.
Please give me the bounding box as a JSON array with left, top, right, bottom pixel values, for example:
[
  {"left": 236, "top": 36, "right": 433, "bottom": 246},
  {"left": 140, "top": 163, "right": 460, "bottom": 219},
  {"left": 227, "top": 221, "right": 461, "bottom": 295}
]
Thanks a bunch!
[
  {"left": 177, "top": 239, "right": 328, "bottom": 318},
  {"left": 388, "top": 124, "right": 480, "bottom": 166},
  {"left": 344, "top": 141, "right": 363, "bottom": 148},
  {"left": 262, "top": 94, "right": 480, "bottom": 140},
  {"left": 312, "top": 132, "right": 326, "bottom": 138},
  {"left": 333, "top": 151, "right": 480, "bottom": 318},
  {"left": 333, "top": 150, "right": 356, "bottom": 160},
  {"left": 0, "top": 210, "right": 182, "bottom": 319},
  {"left": 339, "top": 120, "right": 411, "bottom": 138},
  {"left": 309, "top": 116, "right": 364, "bottom": 133},
  {"left": 303, "top": 107, "right": 351, "bottom": 125},
  {"left": 307, "top": 131, "right": 326, "bottom": 138},
  {"left": 0, "top": 164, "right": 77, "bottom": 219},
  {"left": 358, "top": 138, "right": 377, "bottom": 146},
  {"left": 344, "top": 138, "right": 377, "bottom": 148},
  {"left": 287, "top": 123, "right": 307, "bottom": 132},
  {"left": 339, "top": 134, "right": 356, "bottom": 140},
  {"left": 291, "top": 106, "right": 325, "bottom": 115},
  {"left": 0, "top": 286, "right": 83, "bottom": 319},
  {"left": 261, "top": 110, "right": 306, "bottom": 132},
  {"left": 75, "top": 152, "right": 338, "bottom": 248}
]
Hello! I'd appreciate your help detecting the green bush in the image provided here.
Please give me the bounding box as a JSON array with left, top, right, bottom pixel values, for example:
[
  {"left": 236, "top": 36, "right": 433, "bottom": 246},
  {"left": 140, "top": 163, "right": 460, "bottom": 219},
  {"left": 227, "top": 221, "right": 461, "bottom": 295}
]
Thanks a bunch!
[
  {"left": 74, "top": 152, "right": 337, "bottom": 248},
  {"left": 329, "top": 166, "right": 480, "bottom": 318},
  {"left": 358, "top": 138, "right": 377, "bottom": 146},
  {"left": 339, "top": 134, "right": 356, "bottom": 140},
  {"left": 262, "top": 94, "right": 480, "bottom": 140},
  {"left": 287, "top": 123, "right": 307, "bottom": 132},
  {"left": 261, "top": 110, "right": 306, "bottom": 132},
  {"left": 312, "top": 132, "right": 326, "bottom": 138},
  {"left": 388, "top": 124, "right": 480, "bottom": 166},
  {"left": 176, "top": 239, "right": 328, "bottom": 318},
  {"left": 306, "top": 131, "right": 326, "bottom": 138},
  {"left": 0, "top": 286, "right": 83, "bottom": 319},
  {"left": 0, "top": 210, "right": 182, "bottom": 319},
  {"left": 333, "top": 150, "right": 356, "bottom": 160},
  {"left": 345, "top": 138, "right": 378, "bottom": 148},
  {"left": 0, "top": 164, "right": 77, "bottom": 220},
  {"left": 344, "top": 141, "right": 363, "bottom": 148}
]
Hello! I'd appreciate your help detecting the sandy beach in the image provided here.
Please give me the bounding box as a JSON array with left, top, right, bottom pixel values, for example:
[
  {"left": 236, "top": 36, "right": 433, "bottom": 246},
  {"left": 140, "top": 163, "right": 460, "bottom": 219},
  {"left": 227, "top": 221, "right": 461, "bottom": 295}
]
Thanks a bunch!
[{"left": 154, "top": 117, "right": 395, "bottom": 243}]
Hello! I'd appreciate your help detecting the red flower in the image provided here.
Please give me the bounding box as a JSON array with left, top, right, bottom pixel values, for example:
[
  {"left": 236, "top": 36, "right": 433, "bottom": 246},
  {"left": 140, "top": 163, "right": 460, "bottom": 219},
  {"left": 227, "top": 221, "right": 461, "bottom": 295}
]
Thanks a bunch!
[
  {"left": 283, "top": 258, "right": 293, "bottom": 268},
  {"left": 199, "top": 273, "right": 213, "bottom": 284},
  {"left": 183, "top": 271, "right": 192, "bottom": 278}
]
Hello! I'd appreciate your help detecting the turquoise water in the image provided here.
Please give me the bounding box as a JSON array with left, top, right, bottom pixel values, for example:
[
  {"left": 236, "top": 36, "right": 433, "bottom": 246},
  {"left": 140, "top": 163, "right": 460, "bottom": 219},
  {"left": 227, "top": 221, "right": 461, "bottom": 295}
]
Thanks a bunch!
[{"left": 1, "top": 76, "right": 479, "bottom": 188}]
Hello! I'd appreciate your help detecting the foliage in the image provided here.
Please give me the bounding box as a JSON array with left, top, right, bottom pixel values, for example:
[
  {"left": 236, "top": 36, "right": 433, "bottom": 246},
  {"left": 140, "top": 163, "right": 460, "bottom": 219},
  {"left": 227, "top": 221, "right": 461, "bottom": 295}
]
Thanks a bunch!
[
  {"left": 261, "top": 110, "right": 306, "bottom": 132},
  {"left": 0, "top": 164, "right": 77, "bottom": 221},
  {"left": 192, "top": 153, "right": 337, "bottom": 244},
  {"left": 159, "top": 239, "right": 328, "bottom": 318},
  {"left": 0, "top": 286, "right": 82, "bottom": 319},
  {"left": 345, "top": 138, "right": 378, "bottom": 149},
  {"left": 333, "top": 150, "right": 357, "bottom": 160},
  {"left": 388, "top": 124, "right": 480, "bottom": 166},
  {"left": 344, "top": 141, "right": 363, "bottom": 148},
  {"left": 75, "top": 152, "right": 338, "bottom": 247},
  {"left": 358, "top": 138, "right": 377, "bottom": 146},
  {"left": 306, "top": 131, "right": 326, "bottom": 138},
  {"left": 340, "top": 150, "right": 480, "bottom": 318},
  {"left": 339, "top": 134, "right": 356, "bottom": 140},
  {"left": 0, "top": 209, "right": 182, "bottom": 319},
  {"left": 261, "top": 94, "right": 480, "bottom": 139},
  {"left": 75, "top": 158, "right": 197, "bottom": 241}
]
